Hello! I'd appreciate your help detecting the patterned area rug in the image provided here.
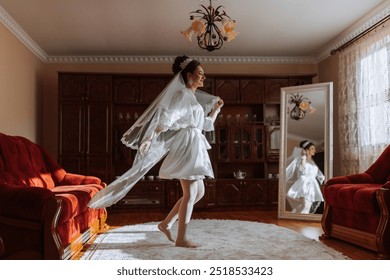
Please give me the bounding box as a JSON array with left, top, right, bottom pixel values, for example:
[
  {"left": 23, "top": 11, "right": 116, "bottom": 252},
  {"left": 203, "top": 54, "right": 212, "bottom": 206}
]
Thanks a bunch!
[{"left": 81, "top": 219, "right": 349, "bottom": 260}]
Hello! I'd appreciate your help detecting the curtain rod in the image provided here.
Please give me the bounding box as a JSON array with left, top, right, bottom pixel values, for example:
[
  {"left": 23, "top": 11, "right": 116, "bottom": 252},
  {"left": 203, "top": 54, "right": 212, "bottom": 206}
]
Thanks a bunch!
[{"left": 331, "top": 14, "right": 390, "bottom": 55}]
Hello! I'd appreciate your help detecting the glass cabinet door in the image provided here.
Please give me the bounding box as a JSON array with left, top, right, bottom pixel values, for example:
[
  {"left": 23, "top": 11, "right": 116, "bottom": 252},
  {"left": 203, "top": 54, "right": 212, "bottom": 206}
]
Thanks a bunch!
[
  {"left": 254, "top": 125, "right": 265, "bottom": 161},
  {"left": 216, "top": 124, "right": 265, "bottom": 162},
  {"left": 216, "top": 126, "right": 229, "bottom": 161},
  {"left": 231, "top": 125, "right": 252, "bottom": 161}
]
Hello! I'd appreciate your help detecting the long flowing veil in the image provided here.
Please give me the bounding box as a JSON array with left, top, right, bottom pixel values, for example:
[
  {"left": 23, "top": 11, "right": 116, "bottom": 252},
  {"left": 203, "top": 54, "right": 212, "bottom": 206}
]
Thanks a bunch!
[
  {"left": 88, "top": 74, "right": 219, "bottom": 209},
  {"left": 285, "top": 146, "right": 302, "bottom": 185}
]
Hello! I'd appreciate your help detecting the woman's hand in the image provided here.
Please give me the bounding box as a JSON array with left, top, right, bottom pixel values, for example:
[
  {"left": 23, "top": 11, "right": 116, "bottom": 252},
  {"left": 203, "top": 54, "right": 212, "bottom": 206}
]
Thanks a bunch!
[
  {"left": 210, "top": 97, "right": 224, "bottom": 117},
  {"left": 139, "top": 139, "right": 151, "bottom": 156},
  {"left": 139, "top": 130, "right": 157, "bottom": 156},
  {"left": 215, "top": 98, "right": 224, "bottom": 110}
]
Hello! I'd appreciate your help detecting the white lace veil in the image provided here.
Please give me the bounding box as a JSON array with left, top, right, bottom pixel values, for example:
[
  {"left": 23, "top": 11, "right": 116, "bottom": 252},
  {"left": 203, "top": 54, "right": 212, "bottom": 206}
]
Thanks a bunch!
[
  {"left": 88, "top": 72, "right": 219, "bottom": 209},
  {"left": 285, "top": 146, "right": 303, "bottom": 184}
]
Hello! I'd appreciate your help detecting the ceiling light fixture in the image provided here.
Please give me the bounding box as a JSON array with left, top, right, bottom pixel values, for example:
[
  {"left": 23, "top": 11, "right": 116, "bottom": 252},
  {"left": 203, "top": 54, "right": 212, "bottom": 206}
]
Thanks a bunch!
[
  {"left": 181, "top": 0, "right": 238, "bottom": 52},
  {"left": 287, "top": 93, "right": 316, "bottom": 120}
]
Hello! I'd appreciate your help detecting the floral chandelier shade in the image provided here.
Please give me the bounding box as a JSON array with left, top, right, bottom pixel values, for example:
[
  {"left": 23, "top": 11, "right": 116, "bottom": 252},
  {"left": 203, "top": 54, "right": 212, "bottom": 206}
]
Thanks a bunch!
[
  {"left": 181, "top": 0, "right": 238, "bottom": 52},
  {"left": 287, "top": 93, "right": 316, "bottom": 120}
]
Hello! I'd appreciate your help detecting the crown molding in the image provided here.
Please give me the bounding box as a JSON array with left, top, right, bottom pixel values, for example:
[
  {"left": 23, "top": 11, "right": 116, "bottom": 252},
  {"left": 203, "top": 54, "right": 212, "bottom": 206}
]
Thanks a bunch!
[
  {"left": 316, "top": 1, "right": 390, "bottom": 62},
  {"left": 46, "top": 55, "right": 317, "bottom": 64},
  {"left": 0, "top": 5, "right": 48, "bottom": 61}
]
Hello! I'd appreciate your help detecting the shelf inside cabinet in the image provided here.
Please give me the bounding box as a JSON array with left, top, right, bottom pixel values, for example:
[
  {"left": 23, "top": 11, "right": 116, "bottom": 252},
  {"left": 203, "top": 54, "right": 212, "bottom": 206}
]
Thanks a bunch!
[
  {"left": 216, "top": 162, "right": 266, "bottom": 180},
  {"left": 217, "top": 105, "right": 264, "bottom": 124},
  {"left": 264, "top": 104, "right": 280, "bottom": 126}
]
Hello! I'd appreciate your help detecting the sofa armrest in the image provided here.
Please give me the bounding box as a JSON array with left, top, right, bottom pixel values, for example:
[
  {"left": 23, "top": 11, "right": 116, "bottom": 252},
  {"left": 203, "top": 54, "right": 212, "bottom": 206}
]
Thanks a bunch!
[
  {"left": 325, "top": 172, "right": 374, "bottom": 186},
  {"left": 0, "top": 184, "right": 55, "bottom": 221},
  {"left": 382, "top": 181, "right": 390, "bottom": 190},
  {"left": 59, "top": 173, "right": 105, "bottom": 187},
  {"left": 0, "top": 184, "right": 63, "bottom": 259}
]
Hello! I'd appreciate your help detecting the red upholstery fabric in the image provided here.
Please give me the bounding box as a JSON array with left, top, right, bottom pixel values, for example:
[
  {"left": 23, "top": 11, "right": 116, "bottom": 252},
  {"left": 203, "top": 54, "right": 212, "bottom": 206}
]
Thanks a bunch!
[
  {"left": 323, "top": 145, "right": 390, "bottom": 233},
  {"left": 365, "top": 145, "right": 390, "bottom": 184},
  {"left": 324, "top": 184, "right": 381, "bottom": 214},
  {"left": 52, "top": 184, "right": 104, "bottom": 224},
  {"left": 331, "top": 207, "right": 380, "bottom": 234},
  {"left": 56, "top": 207, "right": 102, "bottom": 247},
  {"left": 0, "top": 132, "right": 107, "bottom": 255},
  {"left": 0, "top": 184, "right": 55, "bottom": 222},
  {"left": 0, "top": 134, "right": 57, "bottom": 189}
]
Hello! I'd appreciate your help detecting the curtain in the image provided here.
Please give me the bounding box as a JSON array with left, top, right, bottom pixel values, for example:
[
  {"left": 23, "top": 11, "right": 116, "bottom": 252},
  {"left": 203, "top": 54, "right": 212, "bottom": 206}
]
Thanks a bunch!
[{"left": 339, "top": 23, "right": 390, "bottom": 174}]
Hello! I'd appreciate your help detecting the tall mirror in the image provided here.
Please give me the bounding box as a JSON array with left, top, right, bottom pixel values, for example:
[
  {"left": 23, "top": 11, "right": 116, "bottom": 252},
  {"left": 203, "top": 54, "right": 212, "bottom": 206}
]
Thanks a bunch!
[{"left": 278, "top": 82, "right": 333, "bottom": 221}]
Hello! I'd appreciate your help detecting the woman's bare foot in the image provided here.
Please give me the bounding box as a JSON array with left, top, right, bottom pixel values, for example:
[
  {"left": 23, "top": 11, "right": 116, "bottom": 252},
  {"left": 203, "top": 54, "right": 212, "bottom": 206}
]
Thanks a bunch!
[
  {"left": 158, "top": 222, "right": 174, "bottom": 242},
  {"left": 175, "top": 240, "right": 199, "bottom": 248}
]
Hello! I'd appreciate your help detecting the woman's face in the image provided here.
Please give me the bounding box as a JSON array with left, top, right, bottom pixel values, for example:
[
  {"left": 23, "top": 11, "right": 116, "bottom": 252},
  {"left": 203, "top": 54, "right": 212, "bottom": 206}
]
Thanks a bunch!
[
  {"left": 189, "top": 66, "right": 206, "bottom": 88},
  {"left": 306, "top": 145, "right": 316, "bottom": 156}
]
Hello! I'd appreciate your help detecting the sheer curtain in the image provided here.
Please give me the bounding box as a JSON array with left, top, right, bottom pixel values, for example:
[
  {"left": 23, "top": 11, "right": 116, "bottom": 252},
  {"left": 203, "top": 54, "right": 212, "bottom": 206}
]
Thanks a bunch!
[{"left": 339, "top": 23, "right": 390, "bottom": 174}]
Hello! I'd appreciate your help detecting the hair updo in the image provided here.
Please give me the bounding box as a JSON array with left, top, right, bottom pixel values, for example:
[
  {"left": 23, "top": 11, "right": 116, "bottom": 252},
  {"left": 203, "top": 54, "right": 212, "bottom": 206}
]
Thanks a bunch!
[
  {"left": 172, "top": 55, "right": 201, "bottom": 84},
  {"left": 300, "top": 140, "right": 314, "bottom": 150}
]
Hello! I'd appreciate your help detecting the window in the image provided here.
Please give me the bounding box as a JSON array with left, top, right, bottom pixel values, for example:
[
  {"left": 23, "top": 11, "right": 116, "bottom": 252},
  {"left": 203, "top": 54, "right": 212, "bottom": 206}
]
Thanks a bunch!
[
  {"left": 338, "top": 24, "right": 390, "bottom": 173},
  {"left": 358, "top": 46, "right": 390, "bottom": 147}
]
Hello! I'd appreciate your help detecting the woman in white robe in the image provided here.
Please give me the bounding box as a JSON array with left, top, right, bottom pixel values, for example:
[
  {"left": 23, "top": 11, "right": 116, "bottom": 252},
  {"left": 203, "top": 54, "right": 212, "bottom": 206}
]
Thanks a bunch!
[
  {"left": 286, "top": 141, "right": 325, "bottom": 214},
  {"left": 88, "top": 55, "right": 223, "bottom": 248}
]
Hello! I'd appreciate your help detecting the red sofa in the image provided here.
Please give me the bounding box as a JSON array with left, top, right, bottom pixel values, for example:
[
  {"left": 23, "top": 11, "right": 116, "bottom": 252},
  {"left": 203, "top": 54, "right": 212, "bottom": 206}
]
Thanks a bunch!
[
  {"left": 0, "top": 132, "right": 107, "bottom": 259},
  {"left": 321, "top": 145, "right": 390, "bottom": 259}
]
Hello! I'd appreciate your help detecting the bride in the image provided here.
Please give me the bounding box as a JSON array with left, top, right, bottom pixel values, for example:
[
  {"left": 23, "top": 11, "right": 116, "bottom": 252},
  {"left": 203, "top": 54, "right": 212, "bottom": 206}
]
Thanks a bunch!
[
  {"left": 285, "top": 140, "right": 325, "bottom": 214},
  {"left": 88, "top": 55, "right": 224, "bottom": 247}
]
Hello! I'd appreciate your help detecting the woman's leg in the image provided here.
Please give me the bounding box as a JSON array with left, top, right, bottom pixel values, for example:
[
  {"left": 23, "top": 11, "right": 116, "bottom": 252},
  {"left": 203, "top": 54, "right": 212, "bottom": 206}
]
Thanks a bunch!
[
  {"left": 158, "top": 198, "right": 182, "bottom": 242},
  {"left": 301, "top": 199, "right": 313, "bottom": 214},
  {"left": 175, "top": 179, "right": 199, "bottom": 247},
  {"left": 195, "top": 179, "right": 205, "bottom": 203},
  {"left": 158, "top": 179, "right": 205, "bottom": 245},
  {"left": 158, "top": 179, "right": 205, "bottom": 243}
]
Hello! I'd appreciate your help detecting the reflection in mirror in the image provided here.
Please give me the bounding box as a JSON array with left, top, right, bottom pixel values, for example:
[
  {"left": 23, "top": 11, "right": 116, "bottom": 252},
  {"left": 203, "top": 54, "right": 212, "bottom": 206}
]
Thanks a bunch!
[
  {"left": 278, "top": 82, "right": 333, "bottom": 221},
  {"left": 267, "top": 126, "right": 280, "bottom": 154}
]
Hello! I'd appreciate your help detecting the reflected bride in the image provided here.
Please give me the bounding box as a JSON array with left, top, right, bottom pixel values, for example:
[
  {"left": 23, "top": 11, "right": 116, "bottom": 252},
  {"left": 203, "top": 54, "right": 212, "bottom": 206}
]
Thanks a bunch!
[{"left": 285, "top": 141, "right": 325, "bottom": 214}]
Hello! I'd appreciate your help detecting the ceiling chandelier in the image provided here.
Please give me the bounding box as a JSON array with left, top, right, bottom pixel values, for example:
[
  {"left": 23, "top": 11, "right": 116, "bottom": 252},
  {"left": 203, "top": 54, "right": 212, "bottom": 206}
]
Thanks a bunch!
[
  {"left": 287, "top": 93, "right": 316, "bottom": 120},
  {"left": 181, "top": 0, "right": 238, "bottom": 52}
]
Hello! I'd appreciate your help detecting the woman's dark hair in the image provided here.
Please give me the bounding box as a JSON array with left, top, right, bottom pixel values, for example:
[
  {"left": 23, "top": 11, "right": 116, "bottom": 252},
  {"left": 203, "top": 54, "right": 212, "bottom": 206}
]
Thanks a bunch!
[
  {"left": 172, "top": 55, "right": 201, "bottom": 84},
  {"left": 300, "top": 140, "right": 314, "bottom": 150}
]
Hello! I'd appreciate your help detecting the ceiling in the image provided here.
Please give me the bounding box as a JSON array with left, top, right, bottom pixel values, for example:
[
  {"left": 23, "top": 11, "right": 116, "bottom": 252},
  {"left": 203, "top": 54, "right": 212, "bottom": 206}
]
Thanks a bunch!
[{"left": 0, "top": 0, "right": 389, "bottom": 62}]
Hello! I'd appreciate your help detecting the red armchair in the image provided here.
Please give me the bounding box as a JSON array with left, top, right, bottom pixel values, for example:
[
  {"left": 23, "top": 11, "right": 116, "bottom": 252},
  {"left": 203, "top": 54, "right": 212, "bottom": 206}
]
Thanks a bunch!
[
  {"left": 321, "top": 145, "right": 390, "bottom": 259},
  {"left": 0, "top": 132, "right": 107, "bottom": 259}
]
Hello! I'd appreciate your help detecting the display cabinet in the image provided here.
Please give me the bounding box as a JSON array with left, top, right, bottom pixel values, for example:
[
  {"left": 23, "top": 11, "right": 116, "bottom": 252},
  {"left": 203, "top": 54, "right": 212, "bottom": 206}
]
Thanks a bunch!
[
  {"left": 112, "top": 75, "right": 168, "bottom": 179},
  {"left": 58, "top": 73, "right": 112, "bottom": 182},
  {"left": 58, "top": 73, "right": 314, "bottom": 211},
  {"left": 268, "top": 178, "right": 279, "bottom": 209},
  {"left": 112, "top": 180, "right": 165, "bottom": 209},
  {"left": 217, "top": 179, "right": 268, "bottom": 209}
]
